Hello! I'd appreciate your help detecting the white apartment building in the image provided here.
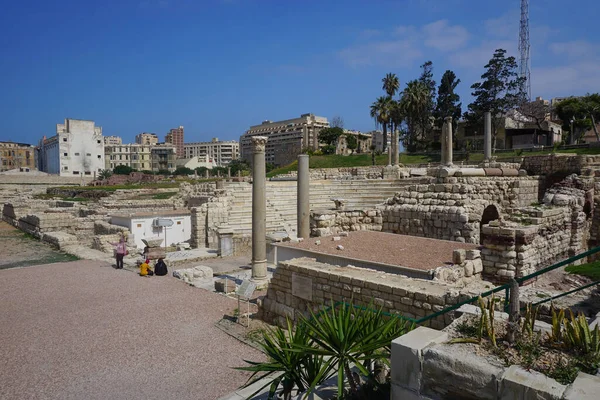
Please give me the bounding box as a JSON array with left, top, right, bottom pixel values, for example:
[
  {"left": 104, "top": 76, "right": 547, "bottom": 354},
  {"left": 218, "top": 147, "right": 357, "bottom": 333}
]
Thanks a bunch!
[
  {"left": 104, "top": 136, "right": 122, "bottom": 146},
  {"left": 38, "top": 118, "right": 105, "bottom": 177},
  {"left": 105, "top": 144, "right": 177, "bottom": 172},
  {"left": 135, "top": 132, "right": 159, "bottom": 146},
  {"left": 240, "top": 113, "right": 329, "bottom": 166},
  {"left": 183, "top": 138, "right": 239, "bottom": 166}
]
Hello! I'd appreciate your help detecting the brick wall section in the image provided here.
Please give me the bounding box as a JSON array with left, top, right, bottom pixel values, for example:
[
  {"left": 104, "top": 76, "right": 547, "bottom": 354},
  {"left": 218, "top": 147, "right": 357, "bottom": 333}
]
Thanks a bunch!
[{"left": 258, "top": 257, "right": 478, "bottom": 330}]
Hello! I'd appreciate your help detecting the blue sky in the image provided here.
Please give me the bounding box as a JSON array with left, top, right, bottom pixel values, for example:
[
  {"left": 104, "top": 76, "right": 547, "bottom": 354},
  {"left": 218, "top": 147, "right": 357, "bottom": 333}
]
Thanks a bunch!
[{"left": 1, "top": 0, "right": 598, "bottom": 145}]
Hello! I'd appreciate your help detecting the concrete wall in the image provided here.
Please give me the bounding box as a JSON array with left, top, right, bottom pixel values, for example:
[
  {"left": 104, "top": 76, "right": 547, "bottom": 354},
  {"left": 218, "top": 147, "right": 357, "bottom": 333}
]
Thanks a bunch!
[
  {"left": 110, "top": 214, "right": 192, "bottom": 249},
  {"left": 391, "top": 326, "right": 600, "bottom": 400}
]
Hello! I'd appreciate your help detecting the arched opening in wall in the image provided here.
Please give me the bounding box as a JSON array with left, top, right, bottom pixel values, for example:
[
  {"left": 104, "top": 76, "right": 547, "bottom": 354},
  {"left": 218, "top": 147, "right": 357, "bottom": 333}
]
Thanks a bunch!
[{"left": 480, "top": 205, "right": 501, "bottom": 244}]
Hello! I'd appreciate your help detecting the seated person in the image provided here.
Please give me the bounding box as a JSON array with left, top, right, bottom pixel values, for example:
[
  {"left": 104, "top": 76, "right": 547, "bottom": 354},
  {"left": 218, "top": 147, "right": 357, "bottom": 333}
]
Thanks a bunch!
[
  {"left": 154, "top": 258, "right": 168, "bottom": 276},
  {"left": 139, "top": 259, "right": 154, "bottom": 276}
]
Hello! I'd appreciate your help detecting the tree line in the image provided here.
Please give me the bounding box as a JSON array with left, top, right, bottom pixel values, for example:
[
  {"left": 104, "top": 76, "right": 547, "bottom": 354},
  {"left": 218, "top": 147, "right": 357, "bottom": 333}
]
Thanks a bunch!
[{"left": 370, "top": 48, "right": 528, "bottom": 152}]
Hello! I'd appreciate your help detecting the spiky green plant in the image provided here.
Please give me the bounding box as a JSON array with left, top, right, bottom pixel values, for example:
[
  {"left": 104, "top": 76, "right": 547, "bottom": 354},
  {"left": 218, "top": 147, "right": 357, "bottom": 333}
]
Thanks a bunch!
[
  {"left": 563, "top": 310, "right": 600, "bottom": 356},
  {"left": 546, "top": 305, "right": 565, "bottom": 344},
  {"left": 521, "top": 303, "right": 539, "bottom": 337},
  {"left": 236, "top": 317, "right": 331, "bottom": 400},
  {"left": 295, "top": 302, "right": 413, "bottom": 399}
]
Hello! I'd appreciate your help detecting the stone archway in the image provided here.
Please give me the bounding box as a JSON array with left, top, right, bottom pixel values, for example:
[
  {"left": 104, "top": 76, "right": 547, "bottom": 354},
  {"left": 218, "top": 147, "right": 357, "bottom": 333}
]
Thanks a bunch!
[{"left": 480, "top": 204, "right": 500, "bottom": 244}]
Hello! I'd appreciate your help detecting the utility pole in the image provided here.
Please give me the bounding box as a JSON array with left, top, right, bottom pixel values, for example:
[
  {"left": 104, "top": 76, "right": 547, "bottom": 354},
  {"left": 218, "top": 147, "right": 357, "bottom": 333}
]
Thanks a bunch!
[{"left": 519, "top": 0, "right": 531, "bottom": 101}]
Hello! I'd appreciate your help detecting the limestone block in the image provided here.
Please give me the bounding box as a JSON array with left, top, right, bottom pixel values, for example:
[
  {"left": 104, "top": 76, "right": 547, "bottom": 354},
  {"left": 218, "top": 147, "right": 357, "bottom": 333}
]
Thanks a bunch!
[
  {"left": 173, "top": 265, "right": 214, "bottom": 288},
  {"left": 453, "top": 249, "right": 466, "bottom": 264},
  {"left": 214, "top": 277, "right": 236, "bottom": 293},
  {"left": 391, "top": 327, "right": 448, "bottom": 394},
  {"left": 563, "top": 372, "right": 600, "bottom": 400},
  {"left": 466, "top": 249, "right": 481, "bottom": 260},
  {"left": 422, "top": 344, "right": 505, "bottom": 400},
  {"left": 464, "top": 261, "right": 474, "bottom": 277},
  {"left": 499, "top": 365, "right": 566, "bottom": 400}
]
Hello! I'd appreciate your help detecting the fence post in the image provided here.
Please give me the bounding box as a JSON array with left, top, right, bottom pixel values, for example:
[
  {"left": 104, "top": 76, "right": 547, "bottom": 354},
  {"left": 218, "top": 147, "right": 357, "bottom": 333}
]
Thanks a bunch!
[{"left": 507, "top": 279, "right": 520, "bottom": 344}]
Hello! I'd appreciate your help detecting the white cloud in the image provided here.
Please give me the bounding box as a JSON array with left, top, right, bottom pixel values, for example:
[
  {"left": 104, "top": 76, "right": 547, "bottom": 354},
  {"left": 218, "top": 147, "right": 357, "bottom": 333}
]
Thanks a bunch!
[
  {"left": 533, "top": 62, "right": 600, "bottom": 96},
  {"left": 422, "top": 20, "right": 469, "bottom": 51},
  {"left": 338, "top": 39, "right": 423, "bottom": 68},
  {"left": 485, "top": 11, "right": 518, "bottom": 39},
  {"left": 549, "top": 40, "right": 600, "bottom": 59},
  {"left": 448, "top": 40, "right": 516, "bottom": 69}
]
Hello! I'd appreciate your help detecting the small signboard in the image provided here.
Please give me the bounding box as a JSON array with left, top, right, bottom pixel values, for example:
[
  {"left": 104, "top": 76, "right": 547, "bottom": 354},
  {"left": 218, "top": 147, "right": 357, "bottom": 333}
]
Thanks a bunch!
[
  {"left": 237, "top": 280, "right": 257, "bottom": 300},
  {"left": 292, "top": 273, "right": 313, "bottom": 301},
  {"left": 154, "top": 218, "right": 174, "bottom": 227}
]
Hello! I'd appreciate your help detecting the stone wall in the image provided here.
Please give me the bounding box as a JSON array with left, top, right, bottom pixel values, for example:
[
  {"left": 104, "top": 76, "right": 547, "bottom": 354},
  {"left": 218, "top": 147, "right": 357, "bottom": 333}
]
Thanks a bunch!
[
  {"left": 481, "top": 206, "right": 589, "bottom": 282},
  {"left": 258, "top": 257, "right": 478, "bottom": 330},
  {"left": 378, "top": 177, "right": 539, "bottom": 244},
  {"left": 310, "top": 209, "right": 383, "bottom": 237},
  {"left": 190, "top": 193, "right": 232, "bottom": 249}
]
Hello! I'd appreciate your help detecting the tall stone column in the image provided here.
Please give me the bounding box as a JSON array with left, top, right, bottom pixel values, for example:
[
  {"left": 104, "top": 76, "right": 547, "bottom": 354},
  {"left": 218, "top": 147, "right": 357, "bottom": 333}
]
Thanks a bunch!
[
  {"left": 392, "top": 130, "right": 399, "bottom": 166},
  {"left": 440, "top": 122, "right": 447, "bottom": 165},
  {"left": 297, "top": 154, "right": 310, "bottom": 239},
  {"left": 251, "top": 136, "right": 268, "bottom": 282},
  {"left": 387, "top": 140, "right": 392, "bottom": 166},
  {"left": 444, "top": 117, "right": 453, "bottom": 166},
  {"left": 484, "top": 111, "right": 492, "bottom": 160}
]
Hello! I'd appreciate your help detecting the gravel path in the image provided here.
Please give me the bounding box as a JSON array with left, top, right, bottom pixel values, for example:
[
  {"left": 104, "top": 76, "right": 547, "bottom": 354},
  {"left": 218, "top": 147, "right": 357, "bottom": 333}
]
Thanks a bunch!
[
  {"left": 279, "top": 231, "right": 479, "bottom": 270},
  {"left": 0, "top": 260, "right": 264, "bottom": 400}
]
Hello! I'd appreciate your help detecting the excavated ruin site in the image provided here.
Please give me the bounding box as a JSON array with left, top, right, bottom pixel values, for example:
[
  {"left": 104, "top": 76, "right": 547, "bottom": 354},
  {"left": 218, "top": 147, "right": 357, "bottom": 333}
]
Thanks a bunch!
[{"left": 2, "top": 153, "right": 600, "bottom": 332}]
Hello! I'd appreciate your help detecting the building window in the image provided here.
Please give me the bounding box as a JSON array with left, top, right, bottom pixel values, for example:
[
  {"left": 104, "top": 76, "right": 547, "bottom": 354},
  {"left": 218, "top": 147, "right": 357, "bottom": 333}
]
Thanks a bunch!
[
  {"left": 98, "top": 155, "right": 101, "bottom": 159},
  {"left": 63, "top": 138, "right": 67, "bottom": 142},
  {"left": 84, "top": 171, "right": 91, "bottom": 175},
  {"left": 177, "top": 221, "right": 181, "bottom": 225},
  {"left": 86, "top": 153, "right": 91, "bottom": 156},
  {"left": 97, "top": 140, "right": 101, "bottom": 144},
  {"left": 73, "top": 171, "right": 79, "bottom": 175},
  {"left": 63, "top": 153, "right": 68, "bottom": 156},
  {"left": 74, "top": 152, "right": 80, "bottom": 156}
]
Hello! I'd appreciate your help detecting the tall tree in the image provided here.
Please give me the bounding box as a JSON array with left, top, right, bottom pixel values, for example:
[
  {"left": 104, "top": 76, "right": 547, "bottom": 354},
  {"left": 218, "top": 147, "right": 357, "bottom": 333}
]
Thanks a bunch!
[
  {"left": 435, "top": 70, "right": 462, "bottom": 134},
  {"left": 465, "top": 49, "right": 526, "bottom": 150},
  {"left": 382, "top": 73, "right": 400, "bottom": 97},
  {"left": 370, "top": 96, "right": 393, "bottom": 151},
  {"left": 331, "top": 115, "right": 345, "bottom": 129},
  {"left": 555, "top": 94, "right": 600, "bottom": 142},
  {"left": 399, "top": 80, "right": 430, "bottom": 151}
]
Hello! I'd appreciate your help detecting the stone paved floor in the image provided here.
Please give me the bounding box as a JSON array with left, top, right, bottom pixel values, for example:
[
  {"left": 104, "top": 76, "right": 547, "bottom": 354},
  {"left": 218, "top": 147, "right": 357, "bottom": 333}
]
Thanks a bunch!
[{"left": 0, "top": 258, "right": 264, "bottom": 400}]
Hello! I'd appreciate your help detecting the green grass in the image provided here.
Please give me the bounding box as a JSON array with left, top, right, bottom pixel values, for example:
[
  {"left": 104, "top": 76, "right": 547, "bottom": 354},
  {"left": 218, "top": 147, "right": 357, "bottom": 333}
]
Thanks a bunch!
[
  {"left": 266, "top": 147, "right": 600, "bottom": 177},
  {"left": 565, "top": 261, "right": 600, "bottom": 280},
  {"left": 152, "top": 191, "right": 178, "bottom": 199},
  {"left": 51, "top": 182, "right": 181, "bottom": 191}
]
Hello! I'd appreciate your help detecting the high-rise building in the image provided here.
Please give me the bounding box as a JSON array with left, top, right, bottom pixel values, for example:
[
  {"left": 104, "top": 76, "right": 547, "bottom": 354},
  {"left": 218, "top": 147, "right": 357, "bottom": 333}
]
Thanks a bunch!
[
  {"left": 240, "top": 113, "right": 329, "bottom": 166},
  {"left": 183, "top": 138, "right": 239, "bottom": 166},
  {"left": 104, "top": 136, "right": 122, "bottom": 146},
  {"left": 0, "top": 141, "right": 36, "bottom": 172},
  {"left": 135, "top": 132, "right": 159, "bottom": 146},
  {"left": 165, "top": 126, "right": 184, "bottom": 158},
  {"left": 38, "top": 118, "right": 105, "bottom": 176},
  {"left": 104, "top": 143, "right": 176, "bottom": 172}
]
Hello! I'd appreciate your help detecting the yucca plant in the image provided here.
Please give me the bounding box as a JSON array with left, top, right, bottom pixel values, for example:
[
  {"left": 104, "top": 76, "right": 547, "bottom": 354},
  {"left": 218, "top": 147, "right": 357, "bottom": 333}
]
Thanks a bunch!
[
  {"left": 295, "top": 301, "right": 413, "bottom": 400},
  {"left": 563, "top": 310, "right": 600, "bottom": 356},
  {"left": 521, "top": 302, "right": 539, "bottom": 337},
  {"left": 546, "top": 305, "right": 565, "bottom": 344},
  {"left": 236, "top": 317, "right": 332, "bottom": 400}
]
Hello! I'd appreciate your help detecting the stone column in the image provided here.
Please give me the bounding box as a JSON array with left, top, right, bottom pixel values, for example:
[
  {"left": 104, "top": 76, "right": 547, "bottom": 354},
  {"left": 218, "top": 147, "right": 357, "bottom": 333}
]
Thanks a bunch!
[
  {"left": 205, "top": 169, "right": 209, "bottom": 179},
  {"left": 484, "top": 111, "right": 492, "bottom": 160},
  {"left": 392, "top": 131, "right": 398, "bottom": 166},
  {"left": 227, "top": 167, "right": 231, "bottom": 178},
  {"left": 387, "top": 141, "right": 392, "bottom": 166},
  {"left": 251, "top": 136, "right": 268, "bottom": 282},
  {"left": 297, "top": 154, "right": 310, "bottom": 239},
  {"left": 440, "top": 122, "right": 447, "bottom": 165},
  {"left": 444, "top": 117, "right": 453, "bottom": 166}
]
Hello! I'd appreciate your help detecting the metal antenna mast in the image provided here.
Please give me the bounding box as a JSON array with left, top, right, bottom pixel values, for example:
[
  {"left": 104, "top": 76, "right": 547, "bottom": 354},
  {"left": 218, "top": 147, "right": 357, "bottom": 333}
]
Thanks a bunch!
[{"left": 519, "top": 0, "right": 531, "bottom": 100}]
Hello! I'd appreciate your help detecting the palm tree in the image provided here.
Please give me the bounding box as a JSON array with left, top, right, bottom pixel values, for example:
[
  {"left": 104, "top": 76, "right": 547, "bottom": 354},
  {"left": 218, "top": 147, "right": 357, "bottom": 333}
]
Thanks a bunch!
[
  {"left": 382, "top": 73, "right": 400, "bottom": 97},
  {"left": 370, "top": 96, "right": 393, "bottom": 151},
  {"left": 400, "top": 80, "right": 430, "bottom": 151}
]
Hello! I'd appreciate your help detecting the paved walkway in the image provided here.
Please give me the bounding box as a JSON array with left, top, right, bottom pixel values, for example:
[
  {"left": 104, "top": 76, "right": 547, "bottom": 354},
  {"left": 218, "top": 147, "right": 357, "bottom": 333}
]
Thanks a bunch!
[{"left": 0, "top": 260, "right": 264, "bottom": 400}]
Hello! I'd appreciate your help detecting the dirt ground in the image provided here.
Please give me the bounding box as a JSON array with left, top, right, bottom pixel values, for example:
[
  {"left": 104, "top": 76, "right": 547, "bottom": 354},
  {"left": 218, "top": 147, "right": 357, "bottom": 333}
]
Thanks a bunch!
[
  {"left": 0, "top": 221, "right": 79, "bottom": 269},
  {"left": 0, "top": 224, "right": 267, "bottom": 400}
]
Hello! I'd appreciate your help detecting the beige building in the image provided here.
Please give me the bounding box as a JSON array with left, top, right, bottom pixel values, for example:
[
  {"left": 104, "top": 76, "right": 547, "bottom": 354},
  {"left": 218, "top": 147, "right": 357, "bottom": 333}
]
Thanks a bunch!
[
  {"left": 240, "top": 113, "right": 329, "bottom": 166},
  {"left": 335, "top": 130, "right": 372, "bottom": 155},
  {"left": 135, "top": 132, "right": 159, "bottom": 146},
  {"left": 0, "top": 141, "right": 36, "bottom": 172},
  {"left": 105, "top": 144, "right": 176, "bottom": 172},
  {"left": 104, "top": 136, "right": 122, "bottom": 146},
  {"left": 183, "top": 138, "right": 239, "bottom": 166},
  {"left": 176, "top": 154, "right": 217, "bottom": 171}
]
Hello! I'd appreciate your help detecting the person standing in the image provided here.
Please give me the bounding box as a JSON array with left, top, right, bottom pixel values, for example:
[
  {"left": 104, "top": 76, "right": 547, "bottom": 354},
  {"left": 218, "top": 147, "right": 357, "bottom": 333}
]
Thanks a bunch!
[{"left": 113, "top": 236, "right": 128, "bottom": 269}]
